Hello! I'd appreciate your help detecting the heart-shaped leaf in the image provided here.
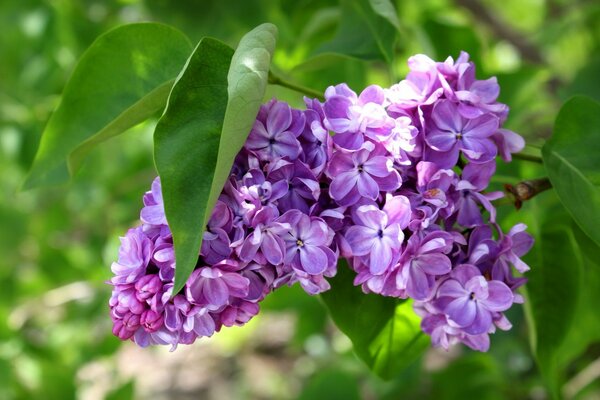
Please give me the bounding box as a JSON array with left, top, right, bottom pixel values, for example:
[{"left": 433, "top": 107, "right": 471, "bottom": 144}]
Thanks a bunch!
[
  {"left": 23, "top": 23, "right": 192, "bottom": 189},
  {"left": 154, "top": 24, "right": 278, "bottom": 294}
]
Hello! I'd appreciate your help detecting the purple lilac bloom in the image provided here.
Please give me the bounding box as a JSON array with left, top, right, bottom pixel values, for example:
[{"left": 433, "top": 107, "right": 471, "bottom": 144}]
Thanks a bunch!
[
  {"left": 425, "top": 100, "right": 499, "bottom": 168},
  {"left": 245, "top": 100, "right": 305, "bottom": 161},
  {"left": 435, "top": 264, "right": 513, "bottom": 335},
  {"left": 110, "top": 51, "right": 533, "bottom": 353},
  {"left": 327, "top": 142, "right": 401, "bottom": 206},
  {"left": 277, "top": 210, "right": 336, "bottom": 276}
]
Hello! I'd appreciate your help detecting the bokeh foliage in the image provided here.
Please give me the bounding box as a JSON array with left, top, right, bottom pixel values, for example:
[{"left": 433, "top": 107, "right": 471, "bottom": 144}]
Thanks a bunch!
[{"left": 2, "top": 0, "right": 600, "bottom": 398}]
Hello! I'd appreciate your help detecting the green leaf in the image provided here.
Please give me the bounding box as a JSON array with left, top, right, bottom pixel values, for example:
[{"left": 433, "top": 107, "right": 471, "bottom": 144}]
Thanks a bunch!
[
  {"left": 521, "top": 192, "right": 600, "bottom": 398},
  {"left": 155, "top": 24, "right": 277, "bottom": 294},
  {"left": 316, "top": 0, "right": 397, "bottom": 63},
  {"left": 23, "top": 23, "right": 192, "bottom": 189},
  {"left": 298, "top": 368, "right": 361, "bottom": 400},
  {"left": 321, "top": 262, "right": 429, "bottom": 379},
  {"left": 542, "top": 96, "right": 600, "bottom": 247},
  {"left": 431, "top": 354, "right": 505, "bottom": 400},
  {"left": 524, "top": 219, "right": 582, "bottom": 396},
  {"left": 368, "top": 0, "right": 400, "bottom": 31}
]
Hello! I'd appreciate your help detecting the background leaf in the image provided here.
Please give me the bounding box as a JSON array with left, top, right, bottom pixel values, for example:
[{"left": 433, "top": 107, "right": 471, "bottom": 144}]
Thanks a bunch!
[
  {"left": 524, "top": 211, "right": 582, "bottom": 397},
  {"left": 368, "top": 0, "right": 401, "bottom": 31},
  {"left": 155, "top": 24, "right": 277, "bottom": 294},
  {"left": 321, "top": 261, "right": 429, "bottom": 379},
  {"left": 23, "top": 23, "right": 192, "bottom": 189},
  {"left": 542, "top": 95, "right": 600, "bottom": 247},
  {"left": 316, "top": 0, "right": 397, "bottom": 63}
]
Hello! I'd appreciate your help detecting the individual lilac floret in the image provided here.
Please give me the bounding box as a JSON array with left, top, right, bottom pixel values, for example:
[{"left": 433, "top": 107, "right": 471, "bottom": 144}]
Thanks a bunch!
[
  {"left": 396, "top": 231, "right": 454, "bottom": 301},
  {"left": 435, "top": 264, "right": 513, "bottom": 335},
  {"left": 245, "top": 100, "right": 305, "bottom": 161},
  {"left": 425, "top": 100, "right": 499, "bottom": 168},
  {"left": 186, "top": 263, "right": 250, "bottom": 311},
  {"left": 345, "top": 197, "right": 410, "bottom": 275},
  {"left": 323, "top": 84, "right": 395, "bottom": 149},
  {"left": 277, "top": 210, "right": 336, "bottom": 276},
  {"left": 111, "top": 227, "right": 153, "bottom": 285},
  {"left": 451, "top": 160, "right": 503, "bottom": 227},
  {"left": 327, "top": 142, "right": 401, "bottom": 206}
]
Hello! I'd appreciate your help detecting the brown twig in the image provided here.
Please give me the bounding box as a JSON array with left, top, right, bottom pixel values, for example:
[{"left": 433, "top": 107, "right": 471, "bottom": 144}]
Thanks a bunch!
[{"left": 504, "top": 177, "right": 552, "bottom": 209}]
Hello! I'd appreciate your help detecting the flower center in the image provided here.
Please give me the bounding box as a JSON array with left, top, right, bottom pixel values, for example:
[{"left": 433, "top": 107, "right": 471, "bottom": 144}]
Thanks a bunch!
[
  {"left": 357, "top": 164, "right": 364, "bottom": 173},
  {"left": 424, "top": 188, "right": 440, "bottom": 198},
  {"left": 377, "top": 229, "right": 384, "bottom": 238},
  {"left": 469, "top": 292, "right": 476, "bottom": 300},
  {"left": 456, "top": 132, "right": 463, "bottom": 140},
  {"left": 296, "top": 239, "right": 304, "bottom": 247}
]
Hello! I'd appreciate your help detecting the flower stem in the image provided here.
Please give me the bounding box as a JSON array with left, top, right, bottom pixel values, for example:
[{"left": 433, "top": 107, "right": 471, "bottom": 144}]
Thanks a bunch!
[
  {"left": 512, "top": 153, "right": 543, "bottom": 164},
  {"left": 268, "top": 72, "right": 324, "bottom": 100},
  {"left": 502, "top": 177, "right": 552, "bottom": 209}
]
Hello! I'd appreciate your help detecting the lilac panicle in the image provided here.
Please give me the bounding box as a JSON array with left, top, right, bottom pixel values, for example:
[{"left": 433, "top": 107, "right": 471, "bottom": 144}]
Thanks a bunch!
[{"left": 109, "top": 50, "right": 533, "bottom": 353}]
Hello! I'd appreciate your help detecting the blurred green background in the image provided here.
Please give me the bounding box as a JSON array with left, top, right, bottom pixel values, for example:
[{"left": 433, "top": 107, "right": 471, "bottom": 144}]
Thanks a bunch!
[{"left": 1, "top": 0, "right": 600, "bottom": 399}]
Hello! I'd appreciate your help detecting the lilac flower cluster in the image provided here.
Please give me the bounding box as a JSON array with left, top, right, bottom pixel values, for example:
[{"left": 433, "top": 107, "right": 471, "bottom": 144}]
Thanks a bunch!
[
  {"left": 109, "top": 51, "right": 533, "bottom": 352},
  {"left": 324, "top": 53, "right": 533, "bottom": 351},
  {"left": 109, "top": 99, "right": 338, "bottom": 349}
]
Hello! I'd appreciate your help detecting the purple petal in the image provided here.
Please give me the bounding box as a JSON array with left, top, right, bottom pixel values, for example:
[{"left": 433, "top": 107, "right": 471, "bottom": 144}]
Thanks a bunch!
[
  {"left": 267, "top": 101, "right": 292, "bottom": 135},
  {"left": 359, "top": 84, "right": 385, "bottom": 105},
  {"left": 438, "top": 279, "right": 468, "bottom": 298},
  {"left": 445, "top": 296, "right": 476, "bottom": 327},
  {"left": 330, "top": 171, "right": 358, "bottom": 200},
  {"left": 204, "top": 278, "right": 229, "bottom": 307},
  {"left": 464, "top": 304, "right": 492, "bottom": 335},
  {"left": 363, "top": 156, "right": 392, "bottom": 177},
  {"left": 300, "top": 245, "right": 328, "bottom": 275},
  {"left": 413, "top": 253, "right": 451, "bottom": 276},
  {"left": 407, "top": 263, "right": 433, "bottom": 300},
  {"left": 427, "top": 128, "right": 457, "bottom": 152},
  {"left": 370, "top": 240, "right": 393, "bottom": 275},
  {"left": 383, "top": 195, "right": 411, "bottom": 228},
  {"left": 461, "top": 137, "right": 497, "bottom": 162},
  {"left": 463, "top": 114, "right": 499, "bottom": 139},
  {"left": 345, "top": 226, "right": 376, "bottom": 255},
  {"left": 481, "top": 281, "right": 513, "bottom": 311},
  {"left": 357, "top": 173, "right": 379, "bottom": 199},
  {"left": 222, "top": 273, "right": 250, "bottom": 298},
  {"left": 432, "top": 100, "right": 463, "bottom": 133},
  {"left": 457, "top": 195, "right": 484, "bottom": 227},
  {"left": 262, "top": 233, "right": 285, "bottom": 265}
]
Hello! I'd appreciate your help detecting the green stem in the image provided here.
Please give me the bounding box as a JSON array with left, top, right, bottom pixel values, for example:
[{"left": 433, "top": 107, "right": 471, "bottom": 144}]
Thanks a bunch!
[
  {"left": 268, "top": 72, "right": 324, "bottom": 100},
  {"left": 512, "top": 152, "right": 543, "bottom": 164}
]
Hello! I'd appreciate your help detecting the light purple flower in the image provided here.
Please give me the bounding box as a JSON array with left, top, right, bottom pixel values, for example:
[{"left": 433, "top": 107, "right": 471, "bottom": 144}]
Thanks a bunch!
[
  {"left": 327, "top": 142, "right": 401, "bottom": 206},
  {"left": 238, "top": 210, "right": 289, "bottom": 266},
  {"left": 186, "top": 263, "right": 250, "bottom": 310},
  {"left": 452, "top": 161, "right": 503, "bottom": 227},
  {"left": 141, "top": 177, "right": 167, "bottom": 227},
  {"left": 397, "top": 231, "right": 454, "bottom": 300},
  {"left": 267, "top": 159, "right": 320, "bottom": 214},
  {"left": 425, "top": 100, "right": 499, "bottom": 167},
  {"left": 345, "top": 197, "right": 410, "bottom": 275},
  {"left": 324, "top": 84, "right": 395, "bottom": 149},
  {"left": 277, "top": 210, "right": 336, "bottom": 276},
  {"left": 111, "top": 227, "right": 153, "bottom": 285},
  {"left": 436, "top": 264, "right": 513, "bottom": 335},
  {"left": 245, "top": 100, "right": 304, "bottom": 161}
]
